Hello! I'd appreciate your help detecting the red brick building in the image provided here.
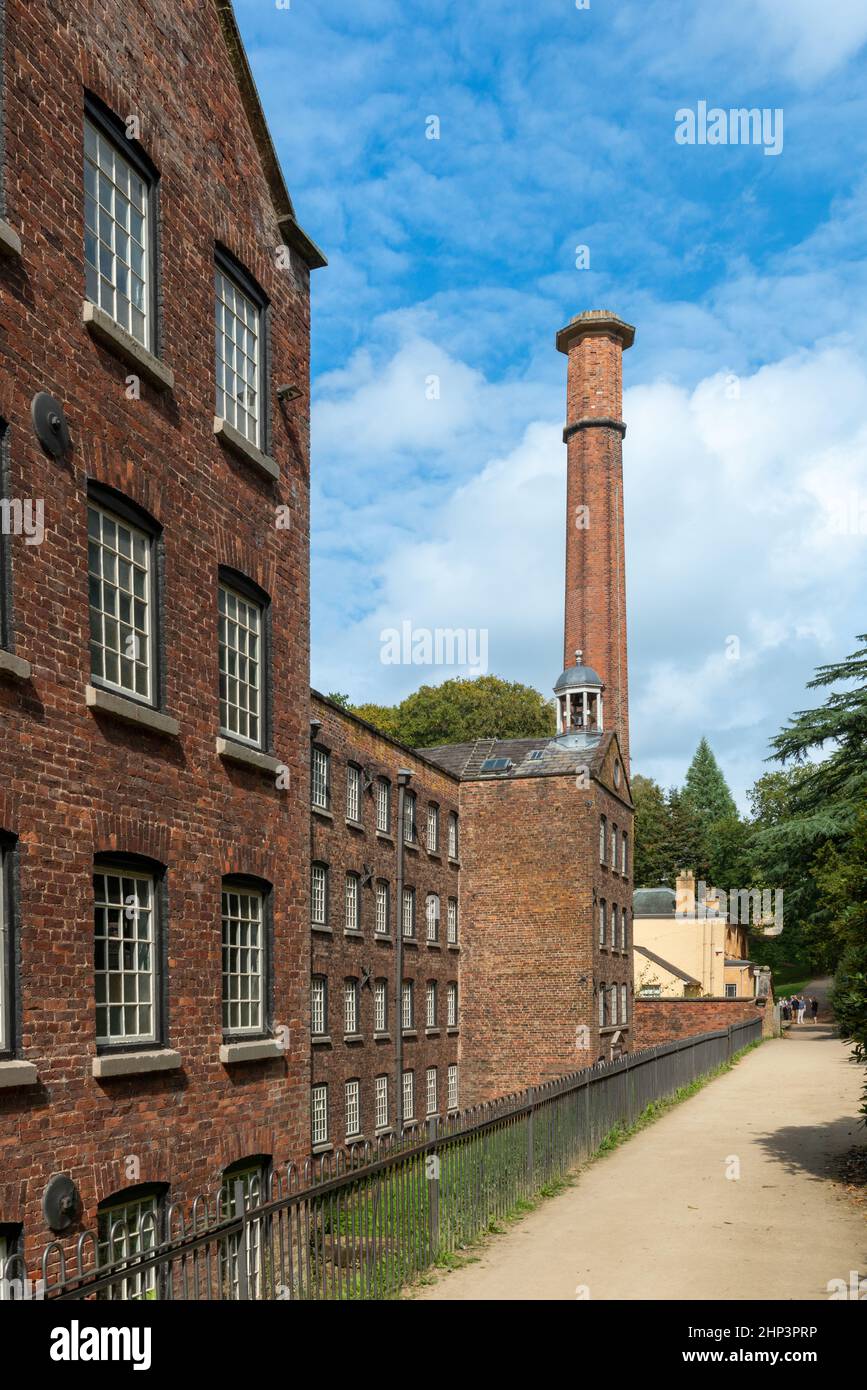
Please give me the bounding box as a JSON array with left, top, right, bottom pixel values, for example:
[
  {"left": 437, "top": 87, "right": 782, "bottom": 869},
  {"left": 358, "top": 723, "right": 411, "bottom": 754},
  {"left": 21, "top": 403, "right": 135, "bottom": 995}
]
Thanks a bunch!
[
  {"left": 0, "top": 0, "right": 323, "bottom": 1271},
  {"left": 309, "top": 693, "right": 461, "bottom": 1149}
]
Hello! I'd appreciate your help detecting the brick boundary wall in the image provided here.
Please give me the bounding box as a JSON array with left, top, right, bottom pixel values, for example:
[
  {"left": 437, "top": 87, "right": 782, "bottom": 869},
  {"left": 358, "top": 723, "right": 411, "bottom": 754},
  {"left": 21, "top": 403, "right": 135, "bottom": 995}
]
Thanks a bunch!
[{"left": 633, "top": 996, "right": 775, "bottom": 1048}]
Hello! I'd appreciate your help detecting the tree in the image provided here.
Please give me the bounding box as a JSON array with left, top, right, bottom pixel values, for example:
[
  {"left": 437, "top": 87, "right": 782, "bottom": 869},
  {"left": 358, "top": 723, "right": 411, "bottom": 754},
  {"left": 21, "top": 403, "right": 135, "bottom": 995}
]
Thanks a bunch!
[
  {"left": 666, "top": 786, "right": 708, "bottom": 881},
  {"left": 815, "top": 808, "right": 867, "bottom": 1118},
  {"left": 683, "top": 737, "right": 738, "bottom": 823},
  {"left": 350, "top": 675, "right": 556, "bottom": 748},
  {"left": 631, "top": 775, "right": 670, "bottom": 886}
]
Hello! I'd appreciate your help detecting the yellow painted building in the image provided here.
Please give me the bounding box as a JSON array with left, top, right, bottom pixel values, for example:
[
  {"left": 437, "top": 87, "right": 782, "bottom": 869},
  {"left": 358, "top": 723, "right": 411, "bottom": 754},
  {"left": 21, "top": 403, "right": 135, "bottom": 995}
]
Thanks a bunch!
[{"left": 633, "top": 872, "right": 756, "bottom": 999}]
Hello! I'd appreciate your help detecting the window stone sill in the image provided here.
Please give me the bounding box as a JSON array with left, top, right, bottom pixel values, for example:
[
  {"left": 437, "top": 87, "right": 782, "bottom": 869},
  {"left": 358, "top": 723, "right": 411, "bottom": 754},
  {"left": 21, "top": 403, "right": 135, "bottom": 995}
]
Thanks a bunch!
[
  {"left": 448, "top": 943, "right": 460, "bottom": 952},
  {"left": 374, "top": 934, "right": 393, "bottom": 944},
  {"left": 343, "top": 929, "right": 364, "bottom": 940},
  {"left": 375, "top": 830, "right": 394, "bottom": 843},
  {"left": 344, "top": 1032, "right": 363, "bottom": 1044},
  {"left": 402, "top": 1029, "right": 417, "bottom": 1039},
  {"left": 83, "top": 301, "right": 174, "bottom": 391},
  {"left": 93, "top": 1049, "right": 181, "bottom": 1079},
  {"left": 216, "top": 736, "right": 282, "bottom": 775},
  {"left": 219, "top": 1038, "right": 283, "bottom": 1065},
  {"left": 425, "top": 1028, "right": 441, "bottom": 1038},
  {"left": 311, "top": 923, "right": 332, "bottom": 935},
  {"left": 374, "top": 1126, "right": 393, "bottom": 1138},
  {"left": 447, "top": 1027, "right": 459, "bottom": 1036},
  {"left": 373, "top": 1031, "right": 391, "bottom": 1042},
  {"left": 312, "top": 1034, "right": 332, "bottom": 1046},
  {"left": 448, "top": 857, "right": 461, "bottom": 868},
  {"left": 0, "top": 219, "right": 22, "bottom": 257},
  {"left": 345, "top": 818, "right": 364, "bottom": 831},
  {"left": 86, "top": 684, "right": 180, "bottom": 736},
  {"left": 0, "top": 1059, "right": 38, "bottom": 1088},
  {"left": 213, "top": 416, "right": 279, "bottom": 481},
  {"left": 312, "top": 804, "right": 333, "bottom": 821},
  {"left": 0, "top": 649, "right": 31, "bottom": 680},
  {"left": 312, "top": 1142, "right": 333, "bottom": 1156}
]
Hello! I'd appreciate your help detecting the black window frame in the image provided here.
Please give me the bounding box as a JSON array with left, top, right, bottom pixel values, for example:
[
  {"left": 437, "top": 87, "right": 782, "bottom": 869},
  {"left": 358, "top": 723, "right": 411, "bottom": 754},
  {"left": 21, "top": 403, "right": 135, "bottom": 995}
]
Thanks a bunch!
[
  {"left": 217, "top": 565, "right": 272, "bottom": 754},
  {"left": 214, "top": 243, "right": 271, "bottom": 455},
  {"left": 83, "top": 92, "right": 162, "bottom": 357},
  {"left": 96, "top": 1180, "right": 169, "bottom": 1299},
  {"left": 311, "top": 973, "right": 328, "bottom": 1037},
  {"left": 220, "top": 873, "right": 274, "bottom": 1044},
  {"left": 0, "top": 831, "right": 19, "bottom": 1061},
  {"left": 87, "top": 480, "right": 165, "bottom": 711},
  {"left": 93, "top": 852, "right": 168, "bottom": 1056}
]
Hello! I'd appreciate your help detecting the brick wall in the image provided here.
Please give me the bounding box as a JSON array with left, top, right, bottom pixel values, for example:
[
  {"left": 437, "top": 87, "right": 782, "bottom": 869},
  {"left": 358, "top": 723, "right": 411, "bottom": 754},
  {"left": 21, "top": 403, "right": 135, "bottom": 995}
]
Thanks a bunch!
[
  {"left": 457, "top": 760, "right": 633, "bottom": 1106},
  {"left": 0, "top": 0, "right": 313, "bottom": 1257},
  {"left": 633, "top": 997, "right": 770, "bottom": 1049},
  {"left": 310, "top": 695, "right": 461, "bottom": 1147}
]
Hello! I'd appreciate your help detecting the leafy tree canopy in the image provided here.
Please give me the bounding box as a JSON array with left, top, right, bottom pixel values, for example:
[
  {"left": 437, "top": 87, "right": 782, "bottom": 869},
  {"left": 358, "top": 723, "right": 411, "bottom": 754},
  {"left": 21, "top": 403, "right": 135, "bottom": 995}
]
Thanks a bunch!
[{"left": 348, "top": 675, "right": 556, "bottom": 749}]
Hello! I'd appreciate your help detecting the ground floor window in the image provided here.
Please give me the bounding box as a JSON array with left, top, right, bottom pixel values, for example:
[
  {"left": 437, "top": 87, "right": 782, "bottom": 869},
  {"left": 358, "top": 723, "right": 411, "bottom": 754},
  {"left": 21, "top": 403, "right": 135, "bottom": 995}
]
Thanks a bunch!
[{"left": 97, "top": 1188, "right": 163, "bottom": 1301}]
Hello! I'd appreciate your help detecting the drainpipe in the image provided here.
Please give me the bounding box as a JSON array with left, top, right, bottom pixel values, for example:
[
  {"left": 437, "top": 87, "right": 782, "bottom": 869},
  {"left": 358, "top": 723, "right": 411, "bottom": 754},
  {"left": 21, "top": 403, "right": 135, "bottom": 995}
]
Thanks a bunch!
[{"left": 395, "top": 768, "right": 413, "bottom": 1133}]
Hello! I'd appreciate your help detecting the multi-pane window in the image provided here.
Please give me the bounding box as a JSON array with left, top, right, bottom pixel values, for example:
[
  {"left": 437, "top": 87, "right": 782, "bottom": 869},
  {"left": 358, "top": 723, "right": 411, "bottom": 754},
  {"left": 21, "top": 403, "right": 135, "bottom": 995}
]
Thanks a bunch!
[
  {"left": 612, "top": 903, "right": 619, "bottom": 951},
  {"left": 88, "top": 503, "right": 152, "bottom": 702},
  {"left": 375, "top": 880, "right": 390, "bottom": 935},
  {"left": 374, "top": 979, "right": 387, "bottom": 1033},
  {"left": 622, "top": 908, "right": 629, "bottom": 952},
  {"left": 345, "top": 1079, "right": 361, "bottom": 1138},
  {"left": 599, "top": 817, "right": 606, "bottom": 864},
  {"left": 447, "top": 1063, "right": 458, "bottom": 1111},
  {"left": 610, "top": 825, "right": 617, "bottom": 871},
  {"left": 599, "top": 899, "right": 606, "bottom": 947},
  {"left": 346, "top": 765, "right": 361, "bottom": 823},
  {"left": 447, "top": 898, "right": 458, "bottom": 945},
  {"left": 345, "top": 874, "right": 360, "bottom": 932},
  {"left": 215, "top": 262, "right": 262, "bottom": 447},
  {"left": 427, "top": 804, "right": 439, "bottom": 852},
  {"left": 401, "top": 979, "right": 414, "bottom": 1031},
  {"left": 219, "top": 583, "right": 262, "bottom": 747},
  {"left": 447, "top": 981, "right": 458, "bottom": 1028},
  {"left": 98, "top": 1191, "right": 160, "bottom": 1302},
  {"left": 222, "top": 885, "right": 264, "bottom": 1035},
  {"left": 344, "top": 979, "right": 359, "bottom": 1035},
  {"left": 375, "top": 1074, "right": 389, "bottom": 1130},
  {"left": 426, "top": 893, "right": 440, "bottom": 943},
  {"left": 312, "top": 747, "right": 330, "bottom": 810},
  {"left": 404, "top": 791, "right": 416, "bottom": 844},
  {"left": 621, "top": 983, "right": 628, "bottom": 1022},
  {"left": 426, "top": 981, "right": 437, "bottom": 1029},
  {"left": 84, "top": 118, "right": 150, "bottom": 348},
  {"left": 426, "top": 1067, "right": 437, "bottom": 1116},
  {"left": 311, "top": 863, "right": 328, "bottom": 927},
  {"left": 376, "top": 779, "right": 390, "bottom": 833},
  {"left": 448, "top": 812, "right": 459, "bottom": 859},
  {"left": 621, "top": 832, "right": 628, "bottom": 876},
  {"left": 610, "top": 985, "right": 618, "bottom": 1026},
  {"left": 0, "top": 849, "right": 9, "bottom": 1055},
  {"left": 312, "top": 1085, "right": 328, "bottom": 1147},
  {"left": 220, "top": 1164, "right": 265, "bottom": 1300},
  {"left": 94, "top": 868, "right": 156, "bottom": 1046},
  {"left": 598, "top": 985, "right": 606, "bottom": 1027},
  {"left": 311, "top": 976, "right": 327, "bottom": 1036},
  {"left": 402, "top": 886, "right": 415, "bottom": 938},
  {"left": 402, "top": 1069, "right": 415, "bottom": 1122}
]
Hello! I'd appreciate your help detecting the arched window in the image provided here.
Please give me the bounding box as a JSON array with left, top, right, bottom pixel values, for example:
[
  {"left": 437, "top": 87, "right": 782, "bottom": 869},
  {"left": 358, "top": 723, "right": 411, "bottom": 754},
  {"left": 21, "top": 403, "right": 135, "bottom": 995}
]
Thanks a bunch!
[{"left": 97, "top": 1181, "right": 168, "bottom": 1301}]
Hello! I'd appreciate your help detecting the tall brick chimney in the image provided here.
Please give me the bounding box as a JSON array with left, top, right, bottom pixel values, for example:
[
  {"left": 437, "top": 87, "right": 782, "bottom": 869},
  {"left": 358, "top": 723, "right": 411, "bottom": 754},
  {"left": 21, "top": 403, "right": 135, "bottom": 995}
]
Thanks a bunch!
[{"left": 556, "top": 310, "right": 635, "bottom": 767}]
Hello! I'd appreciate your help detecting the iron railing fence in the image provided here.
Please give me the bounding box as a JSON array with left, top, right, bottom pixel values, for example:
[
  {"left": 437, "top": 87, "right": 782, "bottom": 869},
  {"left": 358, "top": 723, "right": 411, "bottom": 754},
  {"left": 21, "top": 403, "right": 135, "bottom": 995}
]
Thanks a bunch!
[{"left": 7, "top": 1018, "right": 760, "bottom": 1302}]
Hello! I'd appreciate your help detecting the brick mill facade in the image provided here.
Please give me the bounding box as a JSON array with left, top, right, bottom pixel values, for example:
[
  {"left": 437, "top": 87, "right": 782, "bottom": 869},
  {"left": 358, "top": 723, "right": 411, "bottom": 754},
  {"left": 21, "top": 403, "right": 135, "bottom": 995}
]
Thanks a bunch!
[
  {"left": 0, "top": 0, "right": 323, "bottom": 1269},
  {"left": 0, "top": 0, "right": 636, "bottom": 1273}
]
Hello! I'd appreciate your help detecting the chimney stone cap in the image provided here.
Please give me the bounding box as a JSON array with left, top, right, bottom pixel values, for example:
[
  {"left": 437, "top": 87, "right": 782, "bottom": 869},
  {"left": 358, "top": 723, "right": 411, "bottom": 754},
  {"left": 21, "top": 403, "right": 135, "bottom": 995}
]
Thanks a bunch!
[{"left": 556, "top": 310, "right": 636, "bottom": 354}]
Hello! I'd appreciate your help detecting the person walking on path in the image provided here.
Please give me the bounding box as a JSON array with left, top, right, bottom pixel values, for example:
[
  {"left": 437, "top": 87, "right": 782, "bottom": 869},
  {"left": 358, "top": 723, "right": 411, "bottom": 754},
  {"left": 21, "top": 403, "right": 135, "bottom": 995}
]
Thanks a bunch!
[
  {"left": 782, "top": 998, "right": 791, "bottom": 1023},
  {"left": 811, "top": 996, "right": 819, "bottom": 1023},
  {"left": 799, "top": 996, "right": 808, "bottom": 1024}
]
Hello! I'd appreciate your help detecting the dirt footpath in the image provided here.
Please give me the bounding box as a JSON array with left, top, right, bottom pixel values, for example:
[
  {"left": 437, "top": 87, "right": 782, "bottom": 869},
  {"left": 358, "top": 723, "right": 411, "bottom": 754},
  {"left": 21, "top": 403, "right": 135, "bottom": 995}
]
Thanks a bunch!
[{"left": 414, "top": 985, "right": 866, "bottom": 1300}]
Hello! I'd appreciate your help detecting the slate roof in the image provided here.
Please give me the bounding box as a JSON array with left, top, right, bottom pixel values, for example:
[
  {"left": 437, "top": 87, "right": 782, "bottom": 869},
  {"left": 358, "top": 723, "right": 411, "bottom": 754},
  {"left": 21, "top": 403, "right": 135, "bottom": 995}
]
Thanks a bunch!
[
  {"left": 633, "top": 944, "right": 701, "bottom": 987},
  {"left": 419, "top": 730, "right": 609, "bottom": 781}
]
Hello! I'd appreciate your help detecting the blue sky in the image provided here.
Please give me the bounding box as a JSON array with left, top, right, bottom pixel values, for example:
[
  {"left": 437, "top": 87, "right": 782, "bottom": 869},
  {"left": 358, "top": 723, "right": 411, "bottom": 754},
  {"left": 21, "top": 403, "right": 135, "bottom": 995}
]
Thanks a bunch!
[{"left": 234, "top": 0, "right": 867, "bottom": 806}]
